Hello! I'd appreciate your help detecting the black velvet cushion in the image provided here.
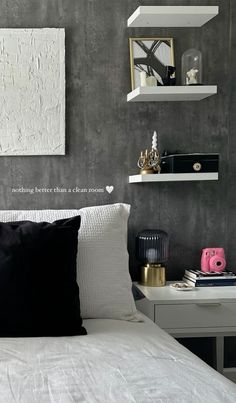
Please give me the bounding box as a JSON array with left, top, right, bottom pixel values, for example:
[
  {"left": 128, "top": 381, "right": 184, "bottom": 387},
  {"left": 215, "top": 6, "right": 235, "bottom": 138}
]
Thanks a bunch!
[{"left": 0, "top": 216, "right": 86, "bottom": 337}]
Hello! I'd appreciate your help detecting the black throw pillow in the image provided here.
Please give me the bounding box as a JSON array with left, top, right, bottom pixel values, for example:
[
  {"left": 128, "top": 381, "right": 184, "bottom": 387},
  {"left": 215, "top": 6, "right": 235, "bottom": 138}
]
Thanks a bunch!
[{"left": 0, "top": 216, "right": 86, "bottom": 337}]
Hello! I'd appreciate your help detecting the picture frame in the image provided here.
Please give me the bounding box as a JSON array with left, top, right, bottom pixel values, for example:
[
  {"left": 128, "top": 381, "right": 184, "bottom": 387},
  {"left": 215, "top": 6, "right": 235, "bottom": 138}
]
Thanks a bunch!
[
  {"left": 129, "top": 37, "right": 175, "bottom": 90},
  {"left": 0, "top": 28, "right": 65, "bottom": 156}
]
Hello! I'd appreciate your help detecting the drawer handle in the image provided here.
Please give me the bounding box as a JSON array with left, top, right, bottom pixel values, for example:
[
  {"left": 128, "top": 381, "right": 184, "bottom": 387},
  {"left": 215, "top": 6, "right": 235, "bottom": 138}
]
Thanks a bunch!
[
  {"left": 193, "top": 162, "right": 202, "bottom": 172},
  {"left": 196, "top": 303, "right": 221, "bottom": 307}
]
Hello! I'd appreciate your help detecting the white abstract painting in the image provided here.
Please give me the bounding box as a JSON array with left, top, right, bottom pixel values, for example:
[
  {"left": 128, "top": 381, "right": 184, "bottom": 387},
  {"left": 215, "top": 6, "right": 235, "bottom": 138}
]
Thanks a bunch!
[{"left": 0, "top": 28, "right": 65, "bottom": 155}]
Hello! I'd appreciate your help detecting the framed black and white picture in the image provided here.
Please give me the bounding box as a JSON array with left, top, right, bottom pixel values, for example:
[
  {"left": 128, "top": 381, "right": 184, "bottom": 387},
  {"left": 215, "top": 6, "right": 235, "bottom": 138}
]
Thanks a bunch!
[{"left": 129, "top": 37, "right": 175, "bottom": 90}]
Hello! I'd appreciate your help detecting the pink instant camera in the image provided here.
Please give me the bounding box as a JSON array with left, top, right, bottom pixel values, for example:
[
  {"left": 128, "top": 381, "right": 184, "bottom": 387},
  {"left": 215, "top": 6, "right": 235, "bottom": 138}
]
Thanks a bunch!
[{"left": 201, "top": 248, "right": 226, "bottom": 273}]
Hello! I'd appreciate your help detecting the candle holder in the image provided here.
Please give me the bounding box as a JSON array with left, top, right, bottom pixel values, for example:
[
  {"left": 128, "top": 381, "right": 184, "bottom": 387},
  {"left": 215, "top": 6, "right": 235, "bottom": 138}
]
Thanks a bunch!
[{"left": 137, "top": 131, "right": 161, "bottom": 174}]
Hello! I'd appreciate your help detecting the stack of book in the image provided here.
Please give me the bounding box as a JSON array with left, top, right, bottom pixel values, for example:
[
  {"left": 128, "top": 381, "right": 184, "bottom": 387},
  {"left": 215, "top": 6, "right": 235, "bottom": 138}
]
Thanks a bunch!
[{"left": 183, "top": 269, "right": 236, "bottom": 287}]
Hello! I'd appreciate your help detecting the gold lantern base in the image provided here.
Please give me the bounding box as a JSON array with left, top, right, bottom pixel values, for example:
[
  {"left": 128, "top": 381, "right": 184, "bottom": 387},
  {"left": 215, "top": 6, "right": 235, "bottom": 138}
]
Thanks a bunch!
[{"left": 139, "top": 264, "right": 166, "bottom": 287}]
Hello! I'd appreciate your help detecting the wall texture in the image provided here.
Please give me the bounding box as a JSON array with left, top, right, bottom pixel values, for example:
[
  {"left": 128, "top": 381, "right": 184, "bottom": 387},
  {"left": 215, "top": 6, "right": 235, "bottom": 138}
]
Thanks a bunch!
[{"left": 0, "top": 0, "right": 234, "bottom": 283}]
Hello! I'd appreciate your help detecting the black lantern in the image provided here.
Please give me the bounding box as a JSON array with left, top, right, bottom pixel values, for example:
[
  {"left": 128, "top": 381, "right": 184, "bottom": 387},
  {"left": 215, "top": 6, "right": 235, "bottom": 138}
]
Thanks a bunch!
[{"left": 136, "top": 230, "right": 169, "bottom": 287}]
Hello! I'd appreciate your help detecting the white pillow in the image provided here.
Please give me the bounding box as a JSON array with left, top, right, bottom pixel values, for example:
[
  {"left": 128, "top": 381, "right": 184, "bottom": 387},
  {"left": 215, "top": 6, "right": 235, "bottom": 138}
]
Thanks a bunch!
[{"left": 0, "top": 204, "right": 140, "bottom": 321}]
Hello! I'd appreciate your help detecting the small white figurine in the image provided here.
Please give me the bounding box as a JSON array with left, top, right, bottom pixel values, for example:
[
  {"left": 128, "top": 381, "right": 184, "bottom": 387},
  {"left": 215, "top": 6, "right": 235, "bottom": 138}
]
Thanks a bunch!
[{"left": 186, "top": 68, "right": 199, "bottom": 85}]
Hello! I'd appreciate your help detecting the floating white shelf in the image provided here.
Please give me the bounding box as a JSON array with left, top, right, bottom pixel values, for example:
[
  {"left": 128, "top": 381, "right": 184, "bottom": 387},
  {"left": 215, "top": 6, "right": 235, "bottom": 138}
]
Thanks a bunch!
[
  {"left": 127, "top": 6, "right": 219, "bottom": 28},
  {"left": 129, "top": 173, "right": 219, "bottom": 183},
  {"left": 127, "top": 86, "right": 217, "bottom": 102}
]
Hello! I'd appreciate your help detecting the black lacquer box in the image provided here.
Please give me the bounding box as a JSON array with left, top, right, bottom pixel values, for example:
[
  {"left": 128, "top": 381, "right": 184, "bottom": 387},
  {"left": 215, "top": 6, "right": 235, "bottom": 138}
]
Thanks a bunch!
[{"left": 161, "top": 153, "right": 219, "bottom": 174}]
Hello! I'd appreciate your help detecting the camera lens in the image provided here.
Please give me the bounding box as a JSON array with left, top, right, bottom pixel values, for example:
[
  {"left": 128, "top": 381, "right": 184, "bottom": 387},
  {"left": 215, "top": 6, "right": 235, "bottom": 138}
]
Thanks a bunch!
[{"left": 209, "top": 255, "right": 226, "bottom": 272}]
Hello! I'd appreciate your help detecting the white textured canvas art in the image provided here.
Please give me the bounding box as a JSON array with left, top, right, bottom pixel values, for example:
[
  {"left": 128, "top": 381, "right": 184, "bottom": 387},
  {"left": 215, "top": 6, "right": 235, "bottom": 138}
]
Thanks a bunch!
[{"left": 0, "top": 28, "right": 65, "bottom": 155}]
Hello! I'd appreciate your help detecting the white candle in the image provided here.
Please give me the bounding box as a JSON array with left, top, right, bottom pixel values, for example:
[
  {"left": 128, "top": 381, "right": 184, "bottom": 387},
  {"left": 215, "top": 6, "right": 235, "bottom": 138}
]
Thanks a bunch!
[
  {"left": 152, "top": 131, "right": 158, "bottom": 150},
  {"left": 140, "top": 71, "right": 147, "bottom": 87},
  {"left": 146, "top": 76, "right": 157, "bottom": 87}
]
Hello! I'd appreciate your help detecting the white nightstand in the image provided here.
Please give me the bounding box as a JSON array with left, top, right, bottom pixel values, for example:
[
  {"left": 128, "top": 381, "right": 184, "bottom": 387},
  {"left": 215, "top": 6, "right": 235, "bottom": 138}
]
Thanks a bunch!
[{"left": 135, "top": 282, "right": 236, "bottom": 381}]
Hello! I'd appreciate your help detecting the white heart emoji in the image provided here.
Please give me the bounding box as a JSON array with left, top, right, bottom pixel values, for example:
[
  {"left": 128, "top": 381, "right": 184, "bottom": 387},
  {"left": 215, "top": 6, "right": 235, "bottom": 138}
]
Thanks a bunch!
[{"left": 106, "top": 186, "right": 114, "bottom": 194}]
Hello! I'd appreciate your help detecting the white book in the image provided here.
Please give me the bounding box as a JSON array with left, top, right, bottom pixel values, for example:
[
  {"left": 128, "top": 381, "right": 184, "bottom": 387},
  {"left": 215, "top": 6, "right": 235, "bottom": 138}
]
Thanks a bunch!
[{"left": 185, "top": 269, "right": 236, "bottom": 280}]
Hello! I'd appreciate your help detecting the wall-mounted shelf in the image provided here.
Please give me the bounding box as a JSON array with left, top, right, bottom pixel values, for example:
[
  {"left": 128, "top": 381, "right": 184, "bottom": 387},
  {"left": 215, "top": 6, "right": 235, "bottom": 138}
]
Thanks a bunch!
[
  {"left": 127, "top": 86, "right": 217, "bottom": 102},
  {"left": 127, "top": 6, "right": 219, "bottom": 28},
  {"left": 129, "top": 173, "right": 219, "bottom": 183}
]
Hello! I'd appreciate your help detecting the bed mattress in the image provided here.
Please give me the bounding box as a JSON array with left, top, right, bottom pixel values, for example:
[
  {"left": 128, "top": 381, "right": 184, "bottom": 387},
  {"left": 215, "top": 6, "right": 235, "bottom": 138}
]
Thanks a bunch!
[{"left": 0, "top": 313, "right": 235, "bottom": 403}]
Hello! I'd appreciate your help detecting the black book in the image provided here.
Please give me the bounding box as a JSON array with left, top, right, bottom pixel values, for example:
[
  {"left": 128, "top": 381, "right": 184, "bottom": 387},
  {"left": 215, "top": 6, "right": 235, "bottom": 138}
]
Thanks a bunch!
[{"left": 183, "top": 275, "right": 236, "bottom": 287}]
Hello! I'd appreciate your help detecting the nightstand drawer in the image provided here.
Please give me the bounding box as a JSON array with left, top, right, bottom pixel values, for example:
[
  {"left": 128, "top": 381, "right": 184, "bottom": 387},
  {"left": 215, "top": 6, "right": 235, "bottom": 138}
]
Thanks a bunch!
[{"left": 155, "top": 302, "right": 236, "bottom": 329}]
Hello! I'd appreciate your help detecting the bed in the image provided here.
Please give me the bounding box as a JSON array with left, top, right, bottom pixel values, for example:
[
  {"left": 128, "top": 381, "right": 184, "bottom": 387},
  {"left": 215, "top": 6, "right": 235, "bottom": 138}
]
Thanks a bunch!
[
  {"left": 0, "top": 313, "right": 236, "bottom": 403},
  {"left": 0, "top": 204, "right": 235, "bottom": 402}
]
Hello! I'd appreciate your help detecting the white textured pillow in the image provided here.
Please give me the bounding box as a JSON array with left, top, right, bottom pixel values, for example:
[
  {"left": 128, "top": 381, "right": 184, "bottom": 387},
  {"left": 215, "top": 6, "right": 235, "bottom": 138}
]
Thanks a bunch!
[
  {"left": 77, "top": 203, "right": 139, "bottom": 320},
  {"left": 0, "top": 204, "right": 140, "bottom": 321}
]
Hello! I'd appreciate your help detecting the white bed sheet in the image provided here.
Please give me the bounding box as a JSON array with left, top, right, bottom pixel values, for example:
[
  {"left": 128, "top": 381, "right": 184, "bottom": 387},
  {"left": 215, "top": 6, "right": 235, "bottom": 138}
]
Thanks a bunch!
[{"left": 0, "top": 313, "right": 235, "bottom": 403}]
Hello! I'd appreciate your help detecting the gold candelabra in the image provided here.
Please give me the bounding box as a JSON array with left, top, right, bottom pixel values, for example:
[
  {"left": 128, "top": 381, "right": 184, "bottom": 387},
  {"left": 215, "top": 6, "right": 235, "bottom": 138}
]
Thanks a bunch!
[{"left": 137, "top": 131, "right": 161, "bottom": 174}]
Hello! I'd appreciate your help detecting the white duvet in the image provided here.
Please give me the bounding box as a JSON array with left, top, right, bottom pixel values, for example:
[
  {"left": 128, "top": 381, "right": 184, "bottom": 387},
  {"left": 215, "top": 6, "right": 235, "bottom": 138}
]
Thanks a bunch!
[{"left": 0, "top": 314, "right": 235, "bottom": 403}]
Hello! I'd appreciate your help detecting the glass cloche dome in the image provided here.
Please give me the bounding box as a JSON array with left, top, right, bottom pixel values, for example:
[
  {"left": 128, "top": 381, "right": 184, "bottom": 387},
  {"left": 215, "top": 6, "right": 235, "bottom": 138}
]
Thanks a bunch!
[{"left": 181, "top": 48, "right": 202, "bottom": 85}]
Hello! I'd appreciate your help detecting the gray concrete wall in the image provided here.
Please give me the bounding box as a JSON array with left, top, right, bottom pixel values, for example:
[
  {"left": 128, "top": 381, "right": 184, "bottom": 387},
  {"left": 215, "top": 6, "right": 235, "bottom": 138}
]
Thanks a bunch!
[{"left": 0, "top": 0, "right": 234, "bottom": 281}]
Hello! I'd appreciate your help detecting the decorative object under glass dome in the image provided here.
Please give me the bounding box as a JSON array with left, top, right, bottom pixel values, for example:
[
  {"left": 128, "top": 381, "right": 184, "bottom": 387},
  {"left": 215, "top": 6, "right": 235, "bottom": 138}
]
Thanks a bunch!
[
  {"left": 136, "top": 229, "right": 169, "bottom": 287},
  {"left": 181, "top": 48, "right": 202, "bottom": 85}
]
